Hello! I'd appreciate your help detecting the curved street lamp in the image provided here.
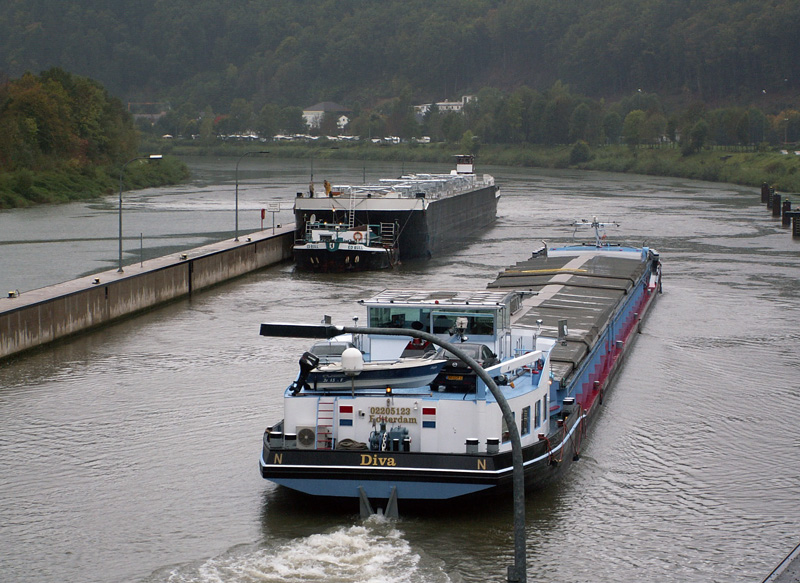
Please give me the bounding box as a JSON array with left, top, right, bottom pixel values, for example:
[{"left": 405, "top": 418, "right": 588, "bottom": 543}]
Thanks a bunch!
[
  {"left": 235, "top": 151, "right": 269, "bottom": 241},
  {"left": 118, "top": 155, "right": 162, "bottom": 273}
]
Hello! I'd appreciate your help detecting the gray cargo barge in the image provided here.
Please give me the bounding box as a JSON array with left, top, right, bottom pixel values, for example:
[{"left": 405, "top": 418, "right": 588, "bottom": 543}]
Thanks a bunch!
[{"left": 293, "top": 155, "right": 498, "bottom": 260}]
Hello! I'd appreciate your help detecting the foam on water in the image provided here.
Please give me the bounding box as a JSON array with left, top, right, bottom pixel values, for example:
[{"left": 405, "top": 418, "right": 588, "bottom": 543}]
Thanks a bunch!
[{"left": 158, "top": 517, "right": 451, "bottom": 583}]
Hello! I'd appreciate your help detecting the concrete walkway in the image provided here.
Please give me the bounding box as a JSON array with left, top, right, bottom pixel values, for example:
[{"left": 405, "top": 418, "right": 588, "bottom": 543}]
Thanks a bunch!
[
  {"left": 763, "top": 542, "right": 800, "bottom": 583},
  {"left": 1, "top": 227, "right": 294, "bottom": 359}
]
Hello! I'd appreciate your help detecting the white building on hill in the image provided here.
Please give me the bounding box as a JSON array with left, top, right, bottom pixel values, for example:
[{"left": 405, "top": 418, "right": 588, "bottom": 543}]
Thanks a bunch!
[
  {"left": 414, "top": 95, "right": 475, "bottom": 117},
  {"left": 302, "top": 102, "right": 351, "bottom": 129}
]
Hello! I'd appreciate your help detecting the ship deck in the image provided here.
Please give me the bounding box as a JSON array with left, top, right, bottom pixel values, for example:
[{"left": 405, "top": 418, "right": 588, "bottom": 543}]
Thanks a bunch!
[{"left": 488, "top": 246, "right": 649, "bottom": 386}]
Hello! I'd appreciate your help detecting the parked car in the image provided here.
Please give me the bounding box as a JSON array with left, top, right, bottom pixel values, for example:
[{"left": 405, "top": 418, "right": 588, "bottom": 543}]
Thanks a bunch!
[{"left": 430, "top": 343, "right": 500, "bottom": 391}]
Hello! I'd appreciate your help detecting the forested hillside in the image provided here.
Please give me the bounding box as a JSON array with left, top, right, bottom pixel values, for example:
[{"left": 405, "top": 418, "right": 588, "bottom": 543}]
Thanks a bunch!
[
  {"left": 1, "top": 0, "right": 798, "bottom": 112},
  {"left": 0, "top": 68, "right": 187, "bottom": 208},
  {"left": 0, "top": 68, "right": 137, "bottom": 171}
]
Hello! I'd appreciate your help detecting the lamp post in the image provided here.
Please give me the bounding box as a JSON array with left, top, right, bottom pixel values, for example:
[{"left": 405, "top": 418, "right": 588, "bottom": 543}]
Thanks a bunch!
[
  {"left": 118, "top": 155, "right": 162, "bottom": 273},
  {"left": 235, "top": 151, "right": 269, "bottom": 241},
  {"left": 258, "top": 323, "right": 528, "bottom": 583}
]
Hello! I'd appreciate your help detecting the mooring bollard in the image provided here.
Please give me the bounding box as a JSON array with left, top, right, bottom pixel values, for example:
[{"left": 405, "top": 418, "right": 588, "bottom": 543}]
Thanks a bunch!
[
  {"left": 773, "top": 193, "right": 783, "bottom": 217},
  {"left": 786, "top": 211, "right": 800, "bottom": 237},
  {"left": 782, "top": 200, "right": 793, "bottom": 227},
  {"left": 761, "top": 182, "right": 770, "bottom": 203},
  {"left": 767, "top": 188, "right": 775, "bottom": 209}
]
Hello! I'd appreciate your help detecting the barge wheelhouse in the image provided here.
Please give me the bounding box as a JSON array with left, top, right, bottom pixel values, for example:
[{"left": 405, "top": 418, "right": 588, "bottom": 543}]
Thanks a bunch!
[{"left": 293, "top": 221, "right": 399, "bottom": 272}]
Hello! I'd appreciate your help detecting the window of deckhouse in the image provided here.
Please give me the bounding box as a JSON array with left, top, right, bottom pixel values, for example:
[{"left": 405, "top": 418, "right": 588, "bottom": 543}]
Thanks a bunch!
[
  {"left": 501, "top": 412, "right": 515, "bottom": 443},
  {"left": 543, "top": 395, "right": 548, "bottom": 424},
  {"left": 521, "top": 406, "right": 531, "bottom": 436}
]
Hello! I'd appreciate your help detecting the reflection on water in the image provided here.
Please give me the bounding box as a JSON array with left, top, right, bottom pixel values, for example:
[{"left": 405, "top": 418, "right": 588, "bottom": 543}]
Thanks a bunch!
[{"left": 1, "top": 160, "right": 799, "bottom": 583}]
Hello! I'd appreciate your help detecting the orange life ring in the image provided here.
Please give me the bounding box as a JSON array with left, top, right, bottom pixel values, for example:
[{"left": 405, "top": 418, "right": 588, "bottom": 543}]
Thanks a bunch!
[{"left": 353, "top": 231, "right": 363, "bottom": 242}]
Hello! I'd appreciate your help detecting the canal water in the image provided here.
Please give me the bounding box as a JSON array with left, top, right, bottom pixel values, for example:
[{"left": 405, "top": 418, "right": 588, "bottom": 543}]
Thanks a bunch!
[{"left": 1, "top": 158, "right": 799, "bottom": 583}]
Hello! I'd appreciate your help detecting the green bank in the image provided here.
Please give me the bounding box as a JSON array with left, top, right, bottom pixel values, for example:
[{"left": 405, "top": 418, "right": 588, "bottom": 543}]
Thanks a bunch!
[
  {"left": 0, "top": 157, "right": 189, "bottom": 209},
  {"left": 154, "top": 138, "right": 800, "bottom": 194}
]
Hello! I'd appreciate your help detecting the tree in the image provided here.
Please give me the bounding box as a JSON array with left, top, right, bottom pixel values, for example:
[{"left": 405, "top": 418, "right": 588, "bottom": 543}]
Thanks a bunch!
[
  {"left": 541, "top": 83, "right": 575, "bottom": 145},
  {"left": 682, "top": 119, "right": 710, "bottom": 155},
  {"left": 319, "top": 111, "right": 340, "bottom": 136},
  {"left": 570, "top": 140, "right": 591, "bottom": 164},
  {"left": 460, "top": 130, "right": 479, "bottom": 154},
  {"left": 441, "top": 111, "right": 465, "bottom": 143},
  {"left": 421, "top": 103, "right": 442, "bottom": 141},
  {"left": 386, "top": 86, "right": 418, "bottom": 139},
  {"left": 603, "top": 111, "right": 622, "bottom": 144},
  {"left": 0, "top": 68, "right": 137, "bottom": 171},
  {"left": 228, "top": 98, "right": 254, "bottom": 133},
  {"left": 643, "top": 112, "right": 667, "bottom": 144},
  {"left": 198, "top": 106, "right": 216, "bottom": 143},
  {"left": 348, "top": 111, "right": 386, "bottom": 140},
  {"left": 622, "top": 110, "right": 647, "bottom": 146},
  {"left": 280, "top": 106, "right": 306, "bottom": 134},
  {"left": 569, "top": 103, "right": 592, "bottom": 143},
  {"left": 255, "top": 103, "right": 281, "bottom": 138},
  {"left": 748, "top": 108, "right": 767, "bottom": 144}
]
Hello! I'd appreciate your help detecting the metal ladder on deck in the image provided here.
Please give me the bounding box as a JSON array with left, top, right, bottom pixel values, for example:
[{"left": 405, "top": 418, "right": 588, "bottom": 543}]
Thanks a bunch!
[
  {"left": 316, "top": 397, "right": 336, "bottom": 449},
  {"left": 347, "top": 194, "right": 356, "bottom": 229},
  {"left": 380, "top": 222, "right": 396, "bottom": 248}
]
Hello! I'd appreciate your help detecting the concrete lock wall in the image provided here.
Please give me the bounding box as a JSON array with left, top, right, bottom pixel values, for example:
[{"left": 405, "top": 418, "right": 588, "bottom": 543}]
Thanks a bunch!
[{"left": 0, "top": 229, "right": 294, "bottom": 360}]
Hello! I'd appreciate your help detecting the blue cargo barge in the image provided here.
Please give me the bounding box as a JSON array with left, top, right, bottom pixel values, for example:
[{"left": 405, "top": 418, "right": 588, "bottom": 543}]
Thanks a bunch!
[{"left": 258, "top": 220, "right": 662, "bottom": 504}]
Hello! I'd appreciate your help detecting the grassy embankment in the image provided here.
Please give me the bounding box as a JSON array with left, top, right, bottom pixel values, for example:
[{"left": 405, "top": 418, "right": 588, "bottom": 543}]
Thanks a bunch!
[
  {"left": 154, "top": 136, "right": 800, "bottom": 194},
  {"left": 0, "top": 157, "right": 189, "bottom": 209}
]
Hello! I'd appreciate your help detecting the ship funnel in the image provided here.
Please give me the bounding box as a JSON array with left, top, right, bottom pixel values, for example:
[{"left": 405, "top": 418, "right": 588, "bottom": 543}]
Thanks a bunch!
[{"left": 454, "top": 154, "right": 474, "bottom": 174}]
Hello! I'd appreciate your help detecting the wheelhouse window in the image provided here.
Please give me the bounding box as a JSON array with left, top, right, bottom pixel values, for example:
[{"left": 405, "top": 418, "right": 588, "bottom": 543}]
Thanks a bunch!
[
  {"left": 368, "top": 307, "right": 432, "bottom": 332},
  {"left": 501, "top": 412, "right": 515, "bottom": 443},
  {"left": 534, "top": 399, "right": 541, "bottom": 429},
  {"left": 367, "top": 307, "right": 497, "bottom": 336},
  {"left": 543, "top": 395, "right": 548, "bottom": 424},
  {"left": 521, "top": 406, "right": 531, "bottom": 436}
]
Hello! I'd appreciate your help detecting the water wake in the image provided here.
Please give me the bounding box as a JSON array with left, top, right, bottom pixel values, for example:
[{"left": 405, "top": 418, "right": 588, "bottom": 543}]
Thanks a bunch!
[{"left": 158, "top": 517, "right": 451, "bottom": 583}]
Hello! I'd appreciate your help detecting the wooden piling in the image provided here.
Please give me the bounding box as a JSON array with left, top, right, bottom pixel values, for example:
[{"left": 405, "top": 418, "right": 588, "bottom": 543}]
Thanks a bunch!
[
  {"left": 785, "top": 211, "right": 800, "bottom": 237},
  {"left": 773, "top": 193, "right": 783, "bottom": 217},
  {"left": 782, "top": 201, "right": 793, "bottom": 226}
]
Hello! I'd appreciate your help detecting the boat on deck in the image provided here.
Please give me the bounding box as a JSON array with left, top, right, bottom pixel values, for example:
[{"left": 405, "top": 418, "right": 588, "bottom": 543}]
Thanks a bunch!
[
  {"left": 304, "top": 353, "right": 447, "bottom": 391},
  {"left": 293, "top": 155, "right": 498, "bottom": 260},
  {"left": 258, "top": 219, "right": 662, "bottom": 508},
  {"left": 293, "top": 221, "right": 399, "bottom": 272}
]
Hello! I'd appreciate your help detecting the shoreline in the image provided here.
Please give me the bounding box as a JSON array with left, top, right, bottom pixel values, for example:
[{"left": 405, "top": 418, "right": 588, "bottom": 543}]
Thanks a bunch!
[
  {"left": 156, "top": 139, "right": 800, "bottom": 193},
  {"left": 5, "top": 142, "right": 800, "bottom": 210}
]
